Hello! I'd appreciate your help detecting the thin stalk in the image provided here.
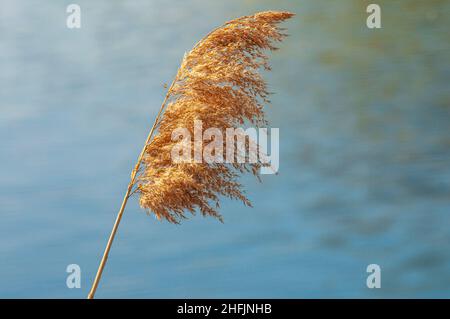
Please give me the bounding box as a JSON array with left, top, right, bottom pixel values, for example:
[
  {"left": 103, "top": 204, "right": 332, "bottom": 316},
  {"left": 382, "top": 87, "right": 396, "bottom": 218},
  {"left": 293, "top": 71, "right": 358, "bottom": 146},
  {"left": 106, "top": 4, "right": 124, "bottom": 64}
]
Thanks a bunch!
[{"left": 87, "top": 78, "right": 176, "bottom": 299}]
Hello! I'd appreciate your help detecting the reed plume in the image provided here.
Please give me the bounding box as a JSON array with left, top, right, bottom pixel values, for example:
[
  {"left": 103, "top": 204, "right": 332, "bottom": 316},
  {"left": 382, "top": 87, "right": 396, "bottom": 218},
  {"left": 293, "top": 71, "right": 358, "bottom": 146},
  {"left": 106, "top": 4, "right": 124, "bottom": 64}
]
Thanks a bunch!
[{"left": 88, "top": 11, "right": 293, "bottom": 298}]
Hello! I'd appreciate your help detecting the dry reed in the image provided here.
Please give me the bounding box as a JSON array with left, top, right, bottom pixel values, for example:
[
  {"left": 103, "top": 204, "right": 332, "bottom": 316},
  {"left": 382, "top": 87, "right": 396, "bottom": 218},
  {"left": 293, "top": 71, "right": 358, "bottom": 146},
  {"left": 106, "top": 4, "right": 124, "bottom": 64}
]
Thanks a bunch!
[{"left": 88, "top": 11, "right": 293, "bottom": 299}]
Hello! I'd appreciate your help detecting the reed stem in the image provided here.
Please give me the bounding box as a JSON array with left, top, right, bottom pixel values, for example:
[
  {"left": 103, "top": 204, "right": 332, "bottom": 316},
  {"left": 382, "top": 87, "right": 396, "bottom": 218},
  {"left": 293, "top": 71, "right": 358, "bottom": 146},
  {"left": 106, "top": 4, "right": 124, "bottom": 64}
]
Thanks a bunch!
[
  {"left": 87, "top": 79, "right": 176, "bottom": 299},
  {"left": 85, "top": 14, "right": 286, "bottom": 296}
]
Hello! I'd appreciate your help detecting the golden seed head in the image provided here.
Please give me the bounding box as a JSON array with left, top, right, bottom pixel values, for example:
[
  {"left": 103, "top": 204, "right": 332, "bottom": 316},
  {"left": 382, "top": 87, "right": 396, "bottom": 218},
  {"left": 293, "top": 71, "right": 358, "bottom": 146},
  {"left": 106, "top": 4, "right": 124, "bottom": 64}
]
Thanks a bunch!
[{"left": 137, "top": 11, "right": 294, "bottom": 223}]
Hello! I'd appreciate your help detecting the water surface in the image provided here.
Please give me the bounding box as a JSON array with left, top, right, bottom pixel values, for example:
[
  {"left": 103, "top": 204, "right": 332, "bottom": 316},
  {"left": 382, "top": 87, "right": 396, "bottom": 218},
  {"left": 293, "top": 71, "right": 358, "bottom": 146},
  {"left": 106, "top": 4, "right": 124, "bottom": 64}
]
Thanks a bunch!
[{"left": 0, "top": 0, "right": 449, "bottom": 298}]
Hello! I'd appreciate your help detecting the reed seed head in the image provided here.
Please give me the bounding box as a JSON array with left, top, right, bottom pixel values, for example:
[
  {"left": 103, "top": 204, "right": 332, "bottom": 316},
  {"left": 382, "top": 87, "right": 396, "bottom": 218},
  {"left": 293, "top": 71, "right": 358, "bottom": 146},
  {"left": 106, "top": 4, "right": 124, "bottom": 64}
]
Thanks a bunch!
[{"left": 136, "top": 11, "right": 294, "bottom": 223}]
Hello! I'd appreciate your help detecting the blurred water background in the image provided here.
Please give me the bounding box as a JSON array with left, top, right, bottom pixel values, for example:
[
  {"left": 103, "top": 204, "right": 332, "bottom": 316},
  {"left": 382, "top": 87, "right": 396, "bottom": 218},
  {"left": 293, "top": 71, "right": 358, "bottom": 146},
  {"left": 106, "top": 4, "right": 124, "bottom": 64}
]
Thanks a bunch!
[{"left": 0, "top": 0, "right": 449, "bottom": 298}]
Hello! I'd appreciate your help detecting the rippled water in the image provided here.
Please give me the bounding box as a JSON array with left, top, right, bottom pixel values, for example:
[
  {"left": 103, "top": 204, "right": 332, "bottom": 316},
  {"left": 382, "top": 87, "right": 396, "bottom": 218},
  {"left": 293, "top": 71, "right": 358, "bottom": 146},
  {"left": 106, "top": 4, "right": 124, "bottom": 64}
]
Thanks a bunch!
[{"left": 1, "top": 0, "right": 449, "bottom": 298}]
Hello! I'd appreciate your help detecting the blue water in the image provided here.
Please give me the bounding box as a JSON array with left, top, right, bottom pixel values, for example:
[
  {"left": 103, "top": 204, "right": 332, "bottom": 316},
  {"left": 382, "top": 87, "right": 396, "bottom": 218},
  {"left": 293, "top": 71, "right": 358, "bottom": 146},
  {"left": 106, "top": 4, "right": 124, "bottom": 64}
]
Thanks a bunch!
[{"left": 1, "top": 0, "right": 449, "bottom": 298}]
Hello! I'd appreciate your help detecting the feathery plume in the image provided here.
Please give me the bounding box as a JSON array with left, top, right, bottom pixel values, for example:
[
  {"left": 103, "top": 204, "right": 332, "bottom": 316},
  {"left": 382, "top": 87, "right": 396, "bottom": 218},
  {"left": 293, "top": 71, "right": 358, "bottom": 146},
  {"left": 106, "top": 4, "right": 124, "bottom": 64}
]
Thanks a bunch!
[
  {"left": 88, "top": 11, "right": 293, "bottom": 299},
  {"left": 137, "top": 11, "right": 294, "bottom": 223}
]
